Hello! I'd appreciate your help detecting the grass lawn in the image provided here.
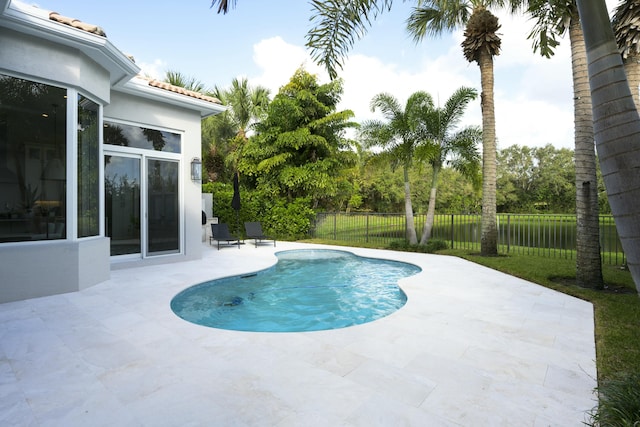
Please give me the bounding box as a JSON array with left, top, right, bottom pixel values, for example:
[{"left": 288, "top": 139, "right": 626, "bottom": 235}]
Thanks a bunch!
[{"left": 301, "top": 238, "right": 640, "bottom": 383}]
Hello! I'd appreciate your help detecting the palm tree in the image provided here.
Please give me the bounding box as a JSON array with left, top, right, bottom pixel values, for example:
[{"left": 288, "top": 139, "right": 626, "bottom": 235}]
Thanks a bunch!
[
  {"left": 163, "top": 70, "right": 206, "bottom": 93},
  {"left": 525, "top": 0, "right": 604, "bottom": 289},
  {"left": 212, "top": 77, "right": 271, "bottom": 171},
  {"left": 416, "top": 87, "right": 481, "bottom": 244},
  {"left": 360, "top": 91, "right": 435, "bottom": 244},
  {"left": 306, "top": 0, "right": 505, "bottom": 255},
  {"left": 612, "top": 0, "right": 640, "bottom": 108},
  {"left": 222, "top": 77, "right": 270, "bottom": 137},
  {"left": 575, "top": 0, "right": 640, "bottom": 292},
  {"left": 407, "top": 0, "right": 504, "bottom": 256}
]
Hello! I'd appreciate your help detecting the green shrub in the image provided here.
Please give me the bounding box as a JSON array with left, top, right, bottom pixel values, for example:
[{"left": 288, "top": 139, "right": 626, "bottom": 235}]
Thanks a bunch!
[
  {"left": 263, "top": 197, "right": 315, "bottom": 240},
  {"left": 586, "top": 373, "right": 640, "bottom": 427},
  {"left": 203, "top": 183, "right": 314, "bottom": 239},
  {"left": 386, "top": 239, "right": 449, "bottom": 253}
]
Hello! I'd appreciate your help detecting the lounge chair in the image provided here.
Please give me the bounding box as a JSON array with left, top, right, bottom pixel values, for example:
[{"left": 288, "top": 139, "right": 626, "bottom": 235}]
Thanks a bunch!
[
  {"left": 210, "top": 223, "right": 240, "bottom": 250},
  {"left": 244, "top": 221, "right": 275, "bottom": 248}
]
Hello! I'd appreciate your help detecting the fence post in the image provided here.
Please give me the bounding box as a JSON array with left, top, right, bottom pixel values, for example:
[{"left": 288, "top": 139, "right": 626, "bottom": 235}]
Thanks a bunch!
[
  {"left": 366, "top": 212, "right": 369, "bottom": 243},
  {"left": 333, "top": 212, "right": 337, "bottom": 240},
  {"left": 450, "top": 214, "right": 454, "bottom": 249},
  {"left": 507, "top": 214, "right": 511, "bottom": 253}
]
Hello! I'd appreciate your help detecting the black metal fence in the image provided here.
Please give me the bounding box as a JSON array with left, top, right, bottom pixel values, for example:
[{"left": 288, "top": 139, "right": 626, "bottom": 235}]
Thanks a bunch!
[{"left": 311, "top": 212, "right": 626, "bottom": 266}]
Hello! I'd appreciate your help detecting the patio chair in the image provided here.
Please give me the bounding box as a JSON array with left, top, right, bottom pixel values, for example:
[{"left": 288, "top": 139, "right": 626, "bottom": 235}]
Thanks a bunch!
[
  {"left": 210, "top": 223, "right": 240, "bottom": 250},
  {"left": 244, "top": 221, "right": 276, "bottom": 248}
]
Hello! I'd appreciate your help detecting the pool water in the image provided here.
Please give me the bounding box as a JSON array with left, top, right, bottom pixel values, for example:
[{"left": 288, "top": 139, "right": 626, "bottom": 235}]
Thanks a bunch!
[{"left": 170, "top": 249, "right": 421, "bottom": 332}]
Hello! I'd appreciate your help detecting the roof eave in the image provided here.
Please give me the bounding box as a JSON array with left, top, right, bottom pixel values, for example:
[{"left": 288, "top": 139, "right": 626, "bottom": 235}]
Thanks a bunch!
[
  {"left": 1, "top": 1, "right": 139, "bottom": 85},
  {"left": 117, "top": 78, "right": 227, "bottom": 118}
]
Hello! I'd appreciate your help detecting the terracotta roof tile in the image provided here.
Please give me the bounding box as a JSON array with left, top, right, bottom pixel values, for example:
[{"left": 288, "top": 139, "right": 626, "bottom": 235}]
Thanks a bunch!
[
  {"left": 49, "top": 12, "right": 106, "bottom": 37},
  {"left": 146, "top": 78, "right": 222, "bottom": 105},
  {"left": 46, "top": 8, "right": 221, "bottom": 105}
]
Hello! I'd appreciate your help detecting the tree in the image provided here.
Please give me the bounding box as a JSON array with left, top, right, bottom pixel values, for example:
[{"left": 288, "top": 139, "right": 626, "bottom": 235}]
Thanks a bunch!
[
  {"left": 526, "top": 0, "right": 604, "bottom": 288},
  {"left": 576, "top": 0, "right": 640, "bottom": 293},
  {"left": 306, "top": 0, "right": 505, "bottom": 255},
  {"left": 407, "top": 1, "right": 504, "bottom": 256},
  {"left": 202, "top": 78, "right": 271, "bottom": 182},
  {"left": 238, "top": 68, "right": 357, "bottom": 207},
  {"left": 216, "top": 77, "right": 270, "bottom": 138},
  {"left": 163, "top": 70, "right": 206, "bottom": 93},
  {"left": 496, "top": 144, "right": 575, "bottom": 213},
  {"left": 359, "top": 91, "right": 435, "bottom": 244},
  {"left": 417, "top": 86, "right": 481, "bottom": 244},
  {"left": 612, "top": 0, "right": 640, "bottom": 108}
]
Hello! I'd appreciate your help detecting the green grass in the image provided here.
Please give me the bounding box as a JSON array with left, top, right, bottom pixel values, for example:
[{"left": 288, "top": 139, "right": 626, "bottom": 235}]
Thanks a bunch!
[{"left": 312, "top": 213, "right": 626, "bottom": 265}]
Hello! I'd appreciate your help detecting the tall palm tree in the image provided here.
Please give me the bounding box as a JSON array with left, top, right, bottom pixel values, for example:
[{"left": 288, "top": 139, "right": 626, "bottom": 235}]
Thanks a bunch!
[
  {"left": 407, "top": 0, "right": 504, "bottom": 255},
  {"left": 612, "top": 0, "right": 640, "bottom": 108},
  {"left": 576, "top": 0, "right": 640, "bottom": 292},
  {"left": 416, "top": 87, "right": 481, "bottom": 244},
  {"left": 360, "top": 91, "right": 435, "bottom": 244},
  {"left": 525, "top": 0, "right": 604, "bottom": 289},
  {"left": 306, "top": 0, "right": 505, "bottom": 255}
]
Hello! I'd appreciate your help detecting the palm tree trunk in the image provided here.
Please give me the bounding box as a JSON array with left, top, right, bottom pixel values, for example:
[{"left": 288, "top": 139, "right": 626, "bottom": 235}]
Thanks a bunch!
[
  {"left": 403, "top": 165, "right": 418, "bottom": 244},
  {"left": 478, "top": 49, "right": 498, "bottom": 256},
  {"left": 577, "top": 0, "right": 640, "bottom": 293},
  {"left": 570, "top": 13, "right": 604, "bottom": 289},
  {"left": 623, "top": 55, "right": 640, "bottom": 109},
  {"left": 420, "top": 164, "right": 440, "bottom": 245}
]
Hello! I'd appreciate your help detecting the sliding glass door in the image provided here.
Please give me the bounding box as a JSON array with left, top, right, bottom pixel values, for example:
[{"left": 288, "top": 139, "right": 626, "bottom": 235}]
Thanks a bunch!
[
  {"left": 105, "top": 154, "right": 180, "bottom": 258},
  {"left": 147, "top": 158, "right": 179, "bottom": 255},
  {"left": 105, "top": 154, "right": 141, "bottom": 256}
]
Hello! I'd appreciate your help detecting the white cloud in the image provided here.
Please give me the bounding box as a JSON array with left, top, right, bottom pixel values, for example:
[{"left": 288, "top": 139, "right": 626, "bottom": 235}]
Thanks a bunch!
[
  {"left": 137, "top": 59, "right": 167, "bottom": 80},
  {"left": 250, "top": 36, "right": 328, "bottom": 96},
  {"left": 250, "top": 9, "right": 579, "bottom": 150}
]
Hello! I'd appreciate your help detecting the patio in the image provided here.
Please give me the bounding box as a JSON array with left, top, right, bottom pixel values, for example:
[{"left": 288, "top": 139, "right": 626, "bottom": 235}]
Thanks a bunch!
[{"left": 0, "top": 241, "right": 596, "bottom": 426}]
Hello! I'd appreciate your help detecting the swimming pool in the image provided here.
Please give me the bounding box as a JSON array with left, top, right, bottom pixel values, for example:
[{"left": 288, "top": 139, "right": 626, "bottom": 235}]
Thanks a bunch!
[{"left": 170, "top": 249, "right": 421, "bottom": 332}]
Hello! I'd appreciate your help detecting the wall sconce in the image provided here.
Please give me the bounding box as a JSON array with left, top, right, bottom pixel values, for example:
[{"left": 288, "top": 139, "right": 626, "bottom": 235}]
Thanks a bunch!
[{"left": 190, "top": 158, "right": 202, "bottom": 182}]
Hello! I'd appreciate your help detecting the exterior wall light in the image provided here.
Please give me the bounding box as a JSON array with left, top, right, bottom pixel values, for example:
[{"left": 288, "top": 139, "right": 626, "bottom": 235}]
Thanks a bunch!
[{"left": 191, "top": 157, "right": 202, "bottom": 182}]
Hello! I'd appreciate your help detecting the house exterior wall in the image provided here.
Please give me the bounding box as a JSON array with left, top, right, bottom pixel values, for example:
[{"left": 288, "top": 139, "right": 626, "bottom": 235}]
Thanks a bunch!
[
  {"left": 0, "top": 238, "right": 110, "bottom": 302},
  {"left": 0, "top": 28, "right": 111, "bottom": 303},
  {"left": 0, "top": 2, "right": 217, "bottom": 303},
  {"left": 0, "top": 28, "right": 111, "bottom": 103},
  {"left": 104, "top": 91, "right": 204, "bottom": 270}
]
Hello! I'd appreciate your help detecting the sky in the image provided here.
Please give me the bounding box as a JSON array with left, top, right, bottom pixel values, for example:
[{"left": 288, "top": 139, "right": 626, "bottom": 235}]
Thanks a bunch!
[{"left": 34, "top": 0, "right": 618, "bottom": 150}]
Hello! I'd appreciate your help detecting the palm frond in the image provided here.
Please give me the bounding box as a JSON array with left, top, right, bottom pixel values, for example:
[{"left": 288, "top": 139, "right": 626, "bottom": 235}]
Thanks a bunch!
[
  {"left": 307, "top": 0, "right": 393, "bottom": 79},
  {"left": 211, "top": 0, "right": 237, "bottom": 14},
  {"left": 439, "top": 86, "right": 477, "bottom": 130},
  {"left": 370, "top": 92, "right": 403, "bottom": 120},
  {"left": 526, "top": 0, "right": 574, "bottom": 58},
  {"left": 407, "top": 0, "right": 471, "bottom": 42}
]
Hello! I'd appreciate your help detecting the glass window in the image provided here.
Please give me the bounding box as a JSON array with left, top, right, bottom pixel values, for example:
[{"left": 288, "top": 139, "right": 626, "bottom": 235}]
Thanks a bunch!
[
  {"left": 147, "top": 159, "right": 179, "bottom": 254},
  {"left": 105, "top": 155, "right": 141, "bottom": 256},
  {"left": 77, "top": 95, "right": 100, "bottom": 237},
  {"left": 0, "top": 74, "right": 67, "bottom": 242},
  {"left": 104, "top": 121, "right": 181, "bottom": 153}
]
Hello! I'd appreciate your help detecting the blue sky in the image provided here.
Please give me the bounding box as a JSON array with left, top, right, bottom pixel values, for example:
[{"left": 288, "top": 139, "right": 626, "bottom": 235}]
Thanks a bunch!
[{"left": 36, "top": 0, "right": 618, "bottom": 150}]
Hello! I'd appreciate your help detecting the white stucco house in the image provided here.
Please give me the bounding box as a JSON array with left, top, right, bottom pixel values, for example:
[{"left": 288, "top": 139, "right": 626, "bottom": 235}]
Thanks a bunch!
[{"left": 0, "top": 0, "right": 225, "bottom": 303}]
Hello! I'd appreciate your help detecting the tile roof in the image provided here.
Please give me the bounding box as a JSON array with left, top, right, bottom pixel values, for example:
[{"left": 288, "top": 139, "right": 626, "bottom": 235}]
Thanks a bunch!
[
  {"left": 46, "top": 9, "right": 221, "bottom": 105},
  {"left": 49, "top": 12, "right": 106, "bottom": 37},
  {"left": 145, "top": 78, "right": 222, "bottom": 105}
]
